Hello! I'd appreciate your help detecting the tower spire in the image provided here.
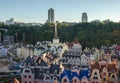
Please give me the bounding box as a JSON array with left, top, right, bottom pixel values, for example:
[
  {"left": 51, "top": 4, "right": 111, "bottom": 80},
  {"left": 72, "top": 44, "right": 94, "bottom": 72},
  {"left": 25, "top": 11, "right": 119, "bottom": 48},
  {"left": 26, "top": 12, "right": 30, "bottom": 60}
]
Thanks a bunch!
[
  {"left": 53, "top": 22, "right": 59, "bottom": 44},
  {"left": 54, "top": 22, "right": 59, "bottom": 39}
]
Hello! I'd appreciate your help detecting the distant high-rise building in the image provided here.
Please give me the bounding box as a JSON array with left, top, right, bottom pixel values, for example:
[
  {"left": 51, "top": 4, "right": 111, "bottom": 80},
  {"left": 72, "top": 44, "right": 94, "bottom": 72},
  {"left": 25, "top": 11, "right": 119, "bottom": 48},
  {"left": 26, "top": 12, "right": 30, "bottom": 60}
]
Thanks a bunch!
[
  {"left": 82, "top": 12, "right": 88, "bottom": 23},
  {"left": 6, "top": 18, "right": 15, "bottom": 25},
  {"left": 48, "top": 8, "right": 54, "bottom": 23}
]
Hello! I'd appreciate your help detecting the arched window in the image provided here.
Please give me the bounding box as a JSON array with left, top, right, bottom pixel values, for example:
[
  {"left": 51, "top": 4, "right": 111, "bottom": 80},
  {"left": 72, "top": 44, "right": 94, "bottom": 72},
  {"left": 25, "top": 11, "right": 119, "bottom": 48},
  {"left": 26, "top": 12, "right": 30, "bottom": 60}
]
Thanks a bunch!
[
  {"left": 74, "top": 79, "right": 77, "bottom": 83},
  {"left": 46, "top": 76, "right": 50, "bottom": 80},
  {"left": 112, "top": 75, "right": 115, "bottom": 78},
  {"left": 72, "top": 78, "right": 79, "bottom": 83},
  {"left": 94, "top": 72, "right": 97, "bottom": 75},
  {"left": 53, "top": 77, "right": 57, "bottom": 80},
  {"left": 25, "top": 70, "right": 30, "bottom": 73},
  {"left": 64, "top": 79, "right": 68, "bottom": 82},
  {"left": 44, "top": 75, "right": 51, "bottom": 81},
  {"left": 62, "top": 77, "right": 69, "bottom": 83}
]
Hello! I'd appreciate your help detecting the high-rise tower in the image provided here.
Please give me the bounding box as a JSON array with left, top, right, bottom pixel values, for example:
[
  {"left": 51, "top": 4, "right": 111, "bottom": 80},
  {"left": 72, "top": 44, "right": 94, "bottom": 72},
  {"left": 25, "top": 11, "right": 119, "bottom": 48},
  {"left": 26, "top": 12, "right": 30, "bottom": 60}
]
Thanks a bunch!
[
  {"left": 82, "top": 12, "right": 88, "bottom": 23},
  {"left": 48, "top": 8, "right": 54, "bottom": 23}
]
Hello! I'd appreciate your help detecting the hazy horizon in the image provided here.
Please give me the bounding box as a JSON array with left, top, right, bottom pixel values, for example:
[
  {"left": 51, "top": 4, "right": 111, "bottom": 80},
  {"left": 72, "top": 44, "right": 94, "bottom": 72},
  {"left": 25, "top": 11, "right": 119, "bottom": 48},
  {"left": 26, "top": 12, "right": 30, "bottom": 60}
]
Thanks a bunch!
[{"left": 0, "top": 0, "right": 120, "bottom": 23}]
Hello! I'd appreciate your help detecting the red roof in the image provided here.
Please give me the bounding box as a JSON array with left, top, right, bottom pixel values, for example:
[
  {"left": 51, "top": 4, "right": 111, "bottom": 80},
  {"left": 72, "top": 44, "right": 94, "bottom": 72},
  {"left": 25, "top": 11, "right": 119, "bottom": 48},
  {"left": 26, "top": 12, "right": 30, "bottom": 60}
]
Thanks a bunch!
[{"left": 115, "top": 45, "right": 120, "bottom": 50}]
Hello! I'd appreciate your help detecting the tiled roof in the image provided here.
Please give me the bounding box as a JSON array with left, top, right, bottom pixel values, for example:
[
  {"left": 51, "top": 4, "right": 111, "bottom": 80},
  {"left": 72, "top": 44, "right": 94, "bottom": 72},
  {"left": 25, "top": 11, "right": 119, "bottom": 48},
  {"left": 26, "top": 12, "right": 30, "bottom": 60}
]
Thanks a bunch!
[
  {"left": 91, "top": 62, "right": 100, "bottom": 71},
  {"left": 36, "top": 57, "right": 48, "bottom": 67},
  {"left": 71, "top": 72, "right": 79, "bottom": 79},
  {"left": 107, "top": 64, "right": 118, "bottom": 72},
  {"left": 79, "top": 68, "right": 90, "bottom": 80},
  {"left": 49, "top": 64, "right": 60, "bottom": 74},
  {"left": 23, "top": 56, "right": 34, "bottom": 66},
  {"left": 60, "top": 68, "right": 90, "bottom": 81}
]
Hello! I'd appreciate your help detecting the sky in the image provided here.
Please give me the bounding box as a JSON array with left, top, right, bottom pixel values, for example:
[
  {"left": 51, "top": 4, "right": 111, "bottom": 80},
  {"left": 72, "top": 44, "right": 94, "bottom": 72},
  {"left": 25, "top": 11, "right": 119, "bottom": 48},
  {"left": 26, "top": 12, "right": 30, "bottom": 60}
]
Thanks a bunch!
[{"left": 0, "top": 0, "right": 120, "bottom": 23}]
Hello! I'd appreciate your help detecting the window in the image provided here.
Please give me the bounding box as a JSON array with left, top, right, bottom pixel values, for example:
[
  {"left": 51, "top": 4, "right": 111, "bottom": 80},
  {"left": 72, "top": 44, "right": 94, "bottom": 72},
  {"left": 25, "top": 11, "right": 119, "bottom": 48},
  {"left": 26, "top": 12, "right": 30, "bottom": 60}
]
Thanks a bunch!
[
  {"left": 112, "top": 75, "right": 115, "bottom": 78},
  {"left": 64, "top": 79, "right": 68, "bottom": 82},
  {"left": 94, "top": 72, "right": 97, "bottom": 75},
  {"left": 93, "top": 76, "right": 98, "bottom": 79},
  {"left": 104, "top": 73, "right": 106, "bottom": 76},
  {"left": 24, "top": 75, "right": 27, "bottom": 78},
  {"left": 45, "top": 76, "right": 50, "bottom": 80},
  {"left": 74, "top": 79, "right": 77, "bottom": 83},
  {"left": 53, "top": 77, "right": 57, "bottom": 80},
  {"left": 29, "top": 76, "right": 31, "bottom": 78},
  {"left": 103, "top": 78, "right": 106, "bottom": 81},
  {"left": 25, "top": 70, "right": 30, "bottom": 73}
]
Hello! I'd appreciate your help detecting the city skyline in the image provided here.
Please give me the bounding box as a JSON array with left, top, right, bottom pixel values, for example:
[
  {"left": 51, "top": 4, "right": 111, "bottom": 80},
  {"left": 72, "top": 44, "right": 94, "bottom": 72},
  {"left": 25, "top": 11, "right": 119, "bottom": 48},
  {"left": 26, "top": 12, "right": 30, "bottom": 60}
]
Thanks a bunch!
[{"left": 0, "top": 0, "right": 120, "bottom": 23}]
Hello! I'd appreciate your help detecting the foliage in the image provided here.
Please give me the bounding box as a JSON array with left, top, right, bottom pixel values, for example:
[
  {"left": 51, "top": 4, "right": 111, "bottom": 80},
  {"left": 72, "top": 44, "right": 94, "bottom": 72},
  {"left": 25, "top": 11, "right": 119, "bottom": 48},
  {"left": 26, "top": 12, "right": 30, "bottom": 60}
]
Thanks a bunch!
[{"left": 1, "top": 22, "right": 120, "bottom": 48}]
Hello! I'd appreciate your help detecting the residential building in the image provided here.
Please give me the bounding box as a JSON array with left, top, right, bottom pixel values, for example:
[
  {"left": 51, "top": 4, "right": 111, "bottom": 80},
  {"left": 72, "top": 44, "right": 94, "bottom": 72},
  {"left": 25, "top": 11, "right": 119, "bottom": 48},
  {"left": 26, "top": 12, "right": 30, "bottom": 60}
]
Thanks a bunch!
[
  {"left": 82, "top": 12, "right": 88, "bottom": 23},
  {"left": 60, "top": 66, "right": 90, "bottom": 83},
  {"left": 48, "top": 8, "right": 54, "bottom": 23},
  {"left": 21, "top": 56, "right": 60, "bottom": 83}
]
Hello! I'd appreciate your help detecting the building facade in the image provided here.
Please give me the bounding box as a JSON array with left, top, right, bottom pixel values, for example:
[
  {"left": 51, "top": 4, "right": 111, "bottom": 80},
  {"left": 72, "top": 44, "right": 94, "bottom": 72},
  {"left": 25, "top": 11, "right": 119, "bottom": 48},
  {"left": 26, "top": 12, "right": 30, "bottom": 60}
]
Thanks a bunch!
[
  {"left": 82, "top": 12, "right": 88, "bottom": 23},
  {"left": 48, "top": 8, "right": 54, "bottom": 23},
  {"left": 21, "top": 56, "right": 60, "bottom": 83}
]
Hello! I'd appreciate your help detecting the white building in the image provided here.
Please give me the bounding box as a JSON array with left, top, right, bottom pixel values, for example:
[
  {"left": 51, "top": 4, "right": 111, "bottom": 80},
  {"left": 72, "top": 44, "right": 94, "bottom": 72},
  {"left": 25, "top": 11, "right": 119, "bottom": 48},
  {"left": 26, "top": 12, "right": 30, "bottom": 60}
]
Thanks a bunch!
[{"left": 0, "top": 47, "right": 7, "bottom": 57}]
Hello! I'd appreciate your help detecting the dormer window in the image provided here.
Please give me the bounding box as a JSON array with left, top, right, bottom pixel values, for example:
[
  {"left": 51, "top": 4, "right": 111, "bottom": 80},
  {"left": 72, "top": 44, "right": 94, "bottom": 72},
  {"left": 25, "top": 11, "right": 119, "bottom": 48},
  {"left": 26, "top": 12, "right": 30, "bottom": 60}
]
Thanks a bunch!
[
  {"left": 25, "top": 70, "right": 30, "bottom": 73},
  {"left": 44, "top": 75, "right": 51, "bottom": 81},
  {"left": 63, "top": 79, "right": 68, "bottom": 83}
]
